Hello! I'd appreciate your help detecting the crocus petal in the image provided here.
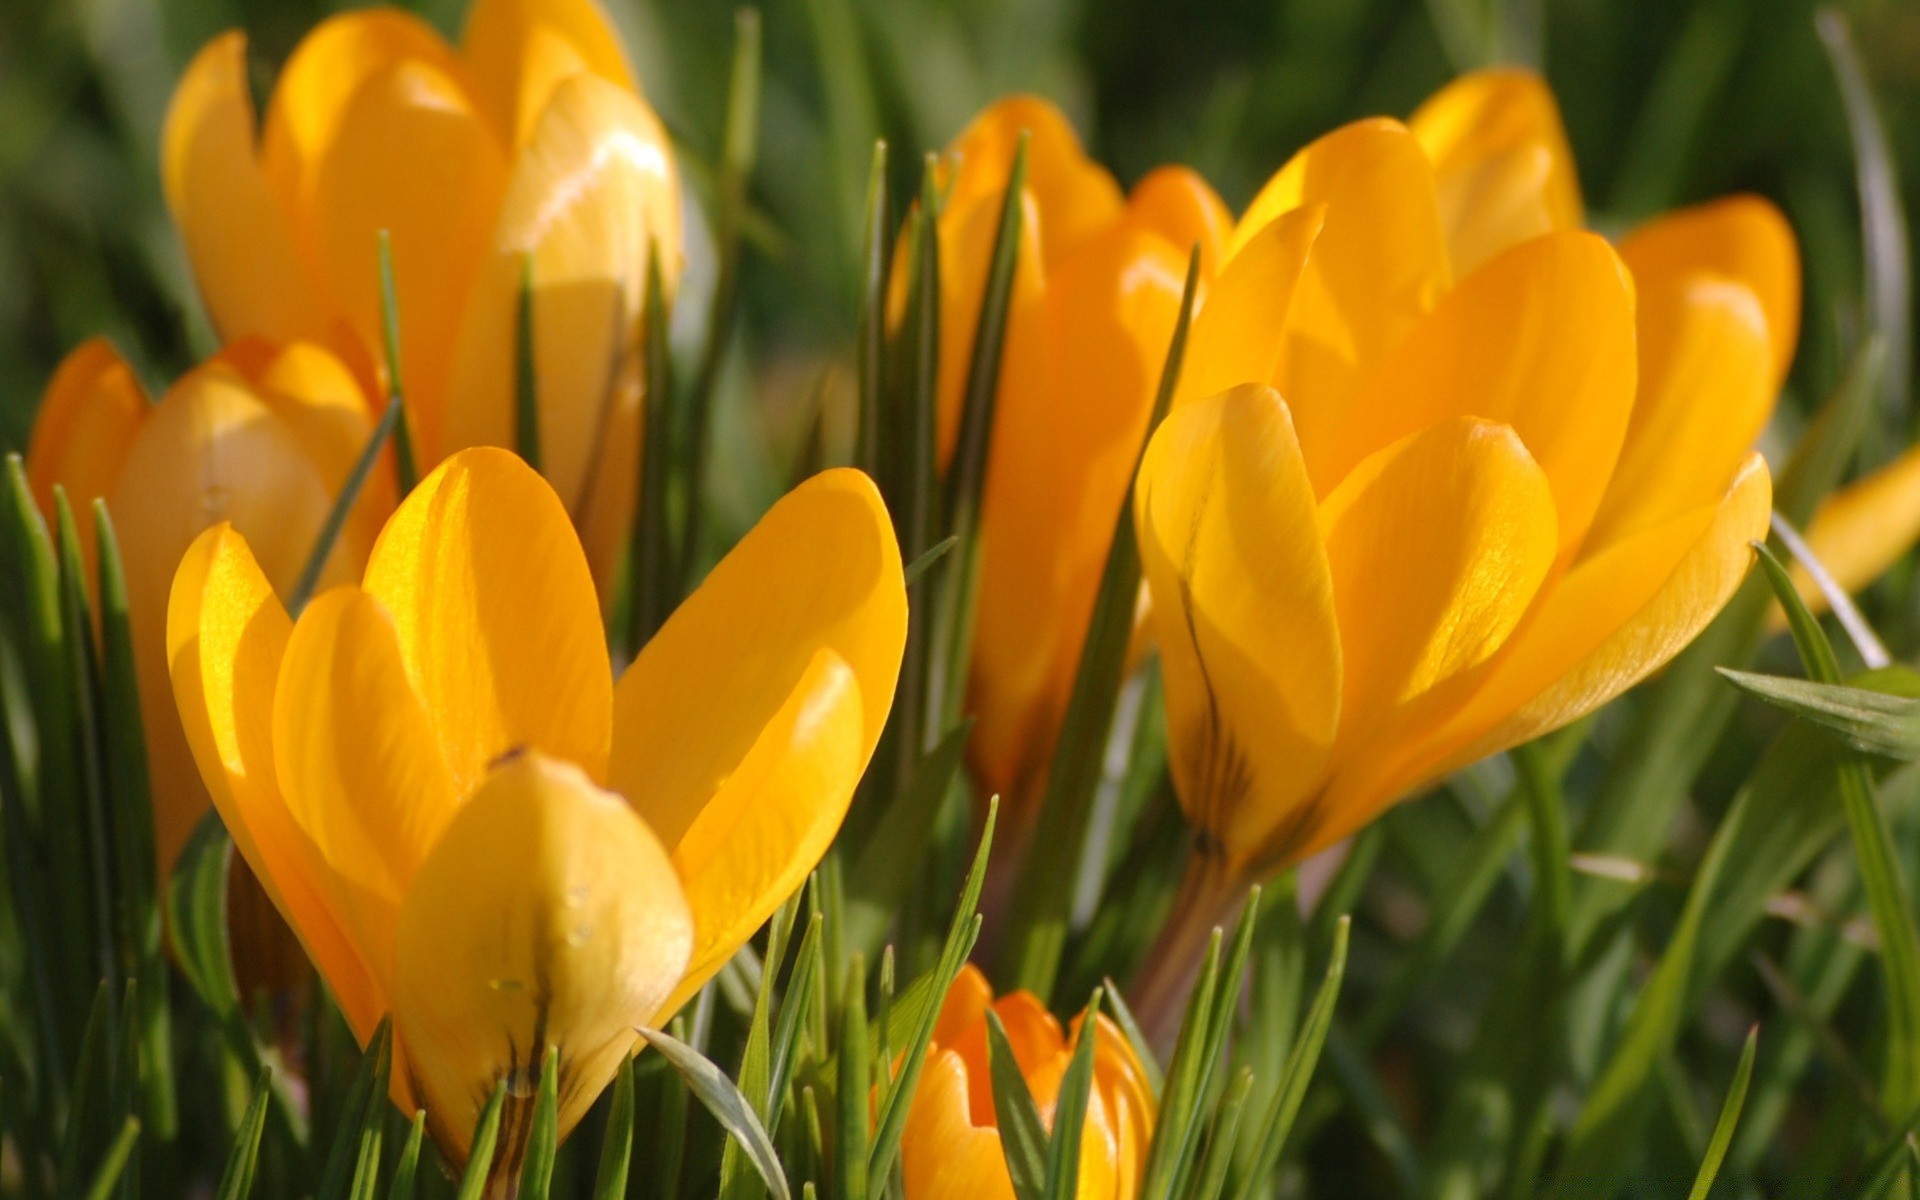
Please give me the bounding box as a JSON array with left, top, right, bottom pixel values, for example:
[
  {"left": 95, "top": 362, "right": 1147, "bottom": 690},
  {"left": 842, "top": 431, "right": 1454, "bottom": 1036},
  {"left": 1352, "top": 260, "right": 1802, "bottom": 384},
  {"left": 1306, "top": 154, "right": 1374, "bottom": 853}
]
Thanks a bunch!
[
  {"left": 393, "top": 752, "right": 692, "bottom": 1162},
  {"left": 1317, "top": 418, "right": 1557, "bottom": 780},
  {"left": 361, "top": 448, "right": 613, "bottom": 792},
  {"left": 1795, "top": 444, "right": 1920, "bottom": 609},
  {"left": 1125, "top": 166, "right": 1233, "bottom": 271},
  {"left": 902, "top": 1051, "right": 1022, "bottom": 1200},
  {"left": 162, "top": 32, "right": 319, "bottom": 345},
  {"left": 460, "top": 0, "right": 637, "bottom": 148},
  {"left": 272, "top": 587, "right": 462, "bottom": 984},
  {"left": 1230, "top": 119, "right": 1453, "bottom": 459},
  {"left": 968, "top": 223, "right": 1187, "bottom": 805},
  {"left": 1321, "top": 231, "right": 1636, "bottom": 565},
  {"left": 167, "top": 526, "right": 386, "bottom": 1039},
  {"left": 933, "top": 963, "right": 998, "bottom": 1047},
  {"left": 1409, "top": 68, "right": 1583, "bottom": 274},
  {"left": 943, "top": 96, "right": 1125, "bottom": 273},
  {"left": 26, "top": 338, "right": 149, "bottom": 571},
  {"left": 653, "top": 648, "right": 862, "bottom": 1019},
  {"left": 444, "top": 71, "right": 681, "bottom": 512},
  {"left": 249, "top": 341, "right": 395, "bottom": 556},
  {"left": 1442, "top": 452, "right": 1772, "bottom": 773},
  {"left": 1618, "top": 195, "right": 1801, "bottom": 387},
  {"left": 264, "top": 10, "right": 509, "bottom": 454},
  {"left": 1585, "top": 273, "right": 1773, "bottom": 548},
  {"left": 1175, "top": 204, "right": 1324, "bottom": 408},
  {"left": 1134, "top": 384, "right": 1341, "bottom": 872},
  {"left": 610, "top": 467, "right": 906, "bottom": 851}
]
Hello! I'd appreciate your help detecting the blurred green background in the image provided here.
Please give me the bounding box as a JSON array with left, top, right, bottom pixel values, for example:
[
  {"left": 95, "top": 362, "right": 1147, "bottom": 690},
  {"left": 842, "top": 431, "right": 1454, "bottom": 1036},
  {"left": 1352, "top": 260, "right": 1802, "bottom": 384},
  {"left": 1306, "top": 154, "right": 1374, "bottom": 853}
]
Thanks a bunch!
[{"left": 1, "top": 0, "right": 1917, "bottom": 468}]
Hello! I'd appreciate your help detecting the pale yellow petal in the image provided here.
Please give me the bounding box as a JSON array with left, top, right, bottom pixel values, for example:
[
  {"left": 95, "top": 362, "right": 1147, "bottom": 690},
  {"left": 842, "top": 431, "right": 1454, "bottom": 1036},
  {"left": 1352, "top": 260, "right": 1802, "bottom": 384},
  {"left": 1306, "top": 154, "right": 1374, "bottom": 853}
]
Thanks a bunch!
[
  {"left": 1134, "top": 384, "right": 1341, "bottom": 872},
  {"left": 1409, "top": 68, "right": 1583, "bottom": 274},
  {"left": 1321, "top": 231, "right": 1636, "bottom": 564},
  {"left": 460, "top": 0, "right": 638, "bottom": 147},
  {"left": 167, "top": 526, "right": 386, "bottom": 1039},
  {"left": 444, "top": 71, "right": 680, "bottom": 511},
  {"left": 609, "top": 467, "right": 905, "bottom": 846},
  {"left": 394, "top": 752, "right": 691, "bottom": 1162},
  {"left": 162, "top": 31, "right": 319, "bottom": 344},
  {"left": 362, "top": 447, "right": 612, "bottom": 792}
]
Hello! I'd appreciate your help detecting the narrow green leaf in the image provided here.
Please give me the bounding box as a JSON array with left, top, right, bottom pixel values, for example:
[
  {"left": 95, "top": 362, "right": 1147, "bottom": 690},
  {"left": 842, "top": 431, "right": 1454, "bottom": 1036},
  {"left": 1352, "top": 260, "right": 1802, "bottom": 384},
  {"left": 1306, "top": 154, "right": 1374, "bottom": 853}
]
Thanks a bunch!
[
  {"left": 375, "top": 230, "right": 419, "bottom": 493},
  {"left": 386, "top": 1112, "right": 426, "bottom": 1200},
  {"left": 1100, "top": 983, "right": 1162, "bottom": 1098},
  {"left": 639, "top": 1026, "right": 793, "bottom": 1200},
  {"left": 902, "top": 535, "right": 959, "bottom": 588},
  {"left": 844, "top": 721, "right": 972, "bottom": 953},
  {"left": 1042, "top": 990, "right": 1103, "bottom": 1200},
  {"left": 516, "top": 1045, "right": 561, "bottom": 1200},
  {"left": 164, "top": 811, "right": 238, "bottom": 1021},
  {"left": 56, "top": 984, "right": 110, "bottom": 1194},
  {"left": 834, "top": 957, "right": 870, "bottom": 1200},
  {"left": 286, "top": 380, "right": 408, "bottom": 617},
  {"left": 514, "top": 251, "right": 541, "bottom": 472},
  {"left": 1001, "top": 246, "right": 1203, "bottom": 1000},
  {"left": 1231, "top": 916, "right": 1349, "bottom": 1200},
  {"left": 679, "top": 5, "right": 763, "bottom": 590},
  {"left": 770, "top": 912, "right": 825, "bottom": 1126},
  {"left": 1190, "top": 1068, "right": 1254, "bottom": 1200},
  {"left": 985, "top": 1010, "right": 1051, "bottom": 1200},
  {"left": 627, "top": 242, "right": 677, "bottom": 653},
  {"left": 78, "top": 1117, "right": 140, "bottom": 1200},
  {"left": 454, "top": 1080, "right": 509, "bottom": 1200},
  {"left": 319, "top": 1018, "right": 392, "bottom": 1200},
  {"left": 1719, "top": 669, "right": 1920, "bottom": 759},
  {"left": 1140, "top": 930, "right": 1223, "bottom": 1200},
  {"left": 590, "top": 1057, "right": 636, "bottom": 1200},
  {"left": 1687, "top": 1026, "right": 1759, "bottom": 1200},
  {"left": 1756, "top": 542, "right": 1920, "bottom": 1117},
  {"left": 215, "top": 1069, "right": 274, "bottom": 1200},
  {"left": 853, "top": 140, "right": 890, "bottom": 479}
]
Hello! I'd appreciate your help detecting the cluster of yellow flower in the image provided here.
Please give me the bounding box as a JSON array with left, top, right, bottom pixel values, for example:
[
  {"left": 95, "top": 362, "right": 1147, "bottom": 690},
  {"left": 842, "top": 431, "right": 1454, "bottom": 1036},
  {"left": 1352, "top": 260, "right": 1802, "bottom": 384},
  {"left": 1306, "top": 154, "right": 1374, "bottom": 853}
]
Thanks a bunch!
[{"left": 28, "top": 0, "right": 1911, "bottom": 1185}]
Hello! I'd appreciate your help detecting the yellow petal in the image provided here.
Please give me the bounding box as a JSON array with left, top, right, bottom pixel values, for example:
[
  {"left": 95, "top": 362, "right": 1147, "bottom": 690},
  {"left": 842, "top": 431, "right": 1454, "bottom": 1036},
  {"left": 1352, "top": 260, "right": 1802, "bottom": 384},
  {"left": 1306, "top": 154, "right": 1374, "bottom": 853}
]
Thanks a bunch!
[
  {"left": 362, "top": 447, "right": 612, "bottom": 792},
  {"left": 902, "top": 1050, "right": 1022, "bottom": 1200},
  {"left": 1174, "top": 204, "right": 1325, "bottom": 408},
  {"left": 1231, "top": 119, "right": 1453, "bottom": 459},
  {"left": 1795, "top": 444, "right": 1920, "bottom": 608},
  {"left": 272, "top": 586, "right": 462, "bottom": 985},
  {"left": 967, "top": 222, "right": 1187, "bottom": 806},
  {"left": 653, "top": 648, "right": 862, "bottom": 1019},
  {"left": 1409, "top": 68, "right": 1584, "bottom": 274},
  {"left": 26, "top": 338, "right": 149, "bottom": 573},
  {"left": 167, "top": 526, "right": 387, "bottom": 1039},
  {"left": 1619, "top": 195, "right": 1800, "bottom": 387},
  {"left": 1585, "top": 272, "right": 1773, "bottom": 547},
  {"left": 1321, "top": 231, "right": 1636, "bottom": 565},
  {"left": 249, "top": 340, "right": 395, "bottom": 557},
  {"left": 263, "top": 10, "right": 509, "bottom": 457},
  {"left": 162, "top": 32, "right": 320, "bottom": 345},
  {"left": 444, "top": 71, "right": 680, "bottom": 511},
  {"left": 115, "top": 365, "right": 357, "bottom": 877},
  {"left": 1124, "top": 165, "right": 1232, "bottom": 271},
  {"left": 1318, "top": 418, "right": 1557, "bottom": 788},
  {"left": 943, "top": 96, "right": 1125, "bottom": 274},
  {"left": 393, "top": 752, "right": 692, "bottom": 1161},
  {"left": 609, "top": 467, "right": 905, "bottom": 848},
  {"left": 1428, "top": 452, "right": 1772, "bottom": 780},
  {"left": 1134, "top": 384, "right": 1341, "bottom": 872},
  {"left": 460, "top": 0, "right": 638, "bottom": 148}
]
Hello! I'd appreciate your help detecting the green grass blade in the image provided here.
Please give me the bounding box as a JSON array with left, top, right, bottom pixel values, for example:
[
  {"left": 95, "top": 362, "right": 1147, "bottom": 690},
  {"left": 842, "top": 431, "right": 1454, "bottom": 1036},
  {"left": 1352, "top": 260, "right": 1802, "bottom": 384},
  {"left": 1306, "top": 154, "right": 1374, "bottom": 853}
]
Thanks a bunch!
[
  {"left": 518, "top": 1045, "right": 561, "bottom": 1200},
  {"left": 1042, "top": 990, "right": 1103, "bottom": 1200},
  {"left": 1687, "top": 1026, "right": 1759, "bottom": 1200},
  {"left": 853, "top": 140, "right": 890, "bottom": 479},
  {"left": 1230, "top": 916, "right": 1349, "bottom": 1200},
  {"left": 984, "top": 1010, "right": 1051, "bottom": 1200},
  {"left": 1100, "top": 983, "right": 1162, "bottom": 1098},
  {"left": 213, "top": 1069, "right": 273, "bottom": 1200},
  {"left": 514, "top": 252, "right": 541, "bottom": 473},
  {"left": 1189, "top": 1068, "right": 1253, "bottom": 1200},
  {"left": 285, "top": 377, "right": 408, "bottom": 618},
  {"left": 454, "top": 1080, "right": 509, "bottom": 1200},
  {"left": 1718, "top": 669, "right": 1920, "bottom": 758},
  {"left": 375, "top": 230, "right": 419, "bottom": 493},
  {"left": 385, "top": 1112, "right": 425, "bottom": 1200},
  {"left": 78, "top": 1116, "right": 140, "bottom": 1200},
  {"left": 1139, "top": 930, "right": 1222, "bottom": 1200},
  {"left": 770, "top": 912, "right": 825, "bottom": 1128},
  {"left": 56, "top": 984, "right": 110, "bottom": 1194},
  {"left": 318, "top": 1017, "right": 392, "bottom": 1200},
  {"left": 843, "top": 720, "right": 972, "bottom": 954},
  {"left": 1000, "top": 247, "right": 1202, "bottom": 1000},
  {"left": 627, "top": 242, "right": 677, "bottom": 654},
  {"left": 640, "top": 1026, "right": 792, "bottom": 1200},
  {"left": 833, "top": 957, "right": 869, "bottom": 1200},
  {"left": 590, "top": 1056, "right": 636, "bottom": 1200}
]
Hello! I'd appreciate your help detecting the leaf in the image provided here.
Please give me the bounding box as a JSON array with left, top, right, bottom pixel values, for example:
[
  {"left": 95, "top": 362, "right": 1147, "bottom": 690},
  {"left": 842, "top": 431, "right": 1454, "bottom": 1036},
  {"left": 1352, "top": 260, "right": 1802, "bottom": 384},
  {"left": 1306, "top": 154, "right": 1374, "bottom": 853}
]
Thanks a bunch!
[
  {"left": 1686, "top": 1026, "right": 1758, "bottom": 1200},
  {"left": 78, "top": 1116, "right": 140, "bottom": 1200},
  {"left": 639, "top": 1026, "right": 793, "bottom": 1200},
  {"left": 1231, "top": 916, "right": 1349, "bottom": 1200},
  {"left": 514, "top": 252, "right": 541, "bottom": 472},
  {"left": 985, "top": 1009, "right": 1051, "bottom": 1200},
  {"left": 1001, "top": 246, "right": 1203, "bottom": 1000},
  {"left": 843, "top": 720, "right": 972, "bottom": 953},
  {"left": 375, "top": 230, "right": 420, "bottom": 493},
  {"left": 454, "top": 1080, "right": 508, "bottom": 1200},
  {"left": 902, "top": 535, "right": 959, "bottom": 588},
  {"left": 1100, "top": 983, "right": 1162, "bottom": 1098},
  {"left": 518, "top": 1045, "right": 560, "bottom": 1200},
  {"left": 590, "top": 1056, "right": 636, "bottom": 1200},
  {"left": 286, "top": 369, "right": 406, "bottom": 617},
  {"left": 1042, "top": 989, "right": 1104, "bottom": 1200},
  {"left": 214, "top": 1069, "right": 273, "bottom": 1200},
  {"left": 319, "top": 1018, "right": 392, "bottom": 1200},
  {"left": 386, "top": 1112, "right": 425, "bottom": 1200},
  {"left": 770, "top": 913, "right": 825, "bottom": 1128},
  {"left": 1139, "top": 930, "right": 1222, "bottom": 1200},
  {"left": 166, "top": 811, "right": 238, "bottom": 1024},
  {"left": 626, "top": 242, "right": 677, "bottom": 654},
  {"left": 833, "top": 957, "right": 870, "bottom": 1200},
  {"left": 853, "top": 140, "right": 890, "bottom": 479},
  {"left": 1719, "top": 669, "right": 1920, "bottom": 759},
  {"left": 1189, "top": 1068, "right": 1253, "bottom": 1200}
]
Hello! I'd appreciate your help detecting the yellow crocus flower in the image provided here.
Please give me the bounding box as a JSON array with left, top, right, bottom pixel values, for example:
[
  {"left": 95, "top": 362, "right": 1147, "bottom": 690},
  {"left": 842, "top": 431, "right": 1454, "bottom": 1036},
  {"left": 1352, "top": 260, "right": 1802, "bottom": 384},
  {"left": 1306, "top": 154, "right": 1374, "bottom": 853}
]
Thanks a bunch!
[
  {"left": 921, "top": 96, "right": 1232, "bottom": 830},
  {"left": 161, "top": 0, "right": 679, "bottom": 596},
  {"left": 1132, "top": 70, "right": 1795, "bottom": 960},
  {"left": 167, "top": 447, "right": 906, "bottom": 1161},
  {"left": 27, "top": 338, "right": 391, "bottom": 920},
  {"left": 1789, "top": 446, "right": 1920, "bottom": 613},
  {"left": 902, "top": 964, "right": 1154, "bottom": 1200}
]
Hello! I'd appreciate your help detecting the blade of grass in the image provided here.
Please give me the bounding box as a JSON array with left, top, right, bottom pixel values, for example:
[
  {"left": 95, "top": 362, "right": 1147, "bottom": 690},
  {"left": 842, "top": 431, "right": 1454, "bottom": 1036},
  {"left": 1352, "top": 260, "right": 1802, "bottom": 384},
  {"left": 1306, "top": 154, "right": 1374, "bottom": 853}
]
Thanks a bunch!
[
  {"left": 214, "top": 1069, "right": 273, "bottom": 1200},
  {"left": 590, "top": 1057, "right": 636, "bottom": 1200},
  {"left": 627, "top": 243, "right": 677, "bottom": 653},
  {"left": 514, "top": 252, "right": 541, "bottom": 472},
  {"left": 516, "top": 1045, "right": 560, "bottom": 1200},
  {"left": 1687, "top": 1026, "right": 1759, "bottom": 1200},
  {"left": 375, "top": 231, "right": 420, "bottom": 493},
  {"left": 640, "top": 1027, "right": 792, "bottom": 1200},
  {"left": 1042, "top": 990, "right": 1104, "bottom": 1200},
  {"left": 78, "top": 1116, "right": 140, "bottom": 1200},
  {"left": 318, "top": 1018, "right": 392, "bottom": 1200},
  {"left": 285, "top": 377, "right": 408, "bottom": 617},
  {"left": 454, "top": 1080, "right": 509, "bottom": 1200},
  {"left": 833, "top": 957, "right": 869, "bottom": 1200},
  {"left": 985, "top": 1009, "right": 1051, "bottom": 1200},
  {"left": 385, "top": 1112, "right": 425, "bottom": 1200}
]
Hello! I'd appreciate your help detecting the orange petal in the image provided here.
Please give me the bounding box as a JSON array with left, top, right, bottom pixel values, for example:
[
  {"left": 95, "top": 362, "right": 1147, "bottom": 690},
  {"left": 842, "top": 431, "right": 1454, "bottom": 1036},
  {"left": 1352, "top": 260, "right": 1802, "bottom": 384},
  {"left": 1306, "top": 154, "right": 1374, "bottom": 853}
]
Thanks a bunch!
[
  {"left": 943, "top": 96, "right": 1124, "bottom": 273},
  {"left": 460, "top": 0, "right": 638, "bottom": 148},
  {"left": 1409, "top": 68, "right": 1584, "bottom": 274},
  {"left": 1174, "top": 204, "right": 1324, "bottom": 408},
  {"left": 901, "top": 1050, "right": 1022, "bottom": 1200},
  {"left": 162, "top": 32, "right": 320, "bottom": 345},
  {"left": 1125, "top": 165, "right": 1232, "bottom": 272},
  {"left": 25, "top": 338, "right": 149, "bottom": 571}
]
